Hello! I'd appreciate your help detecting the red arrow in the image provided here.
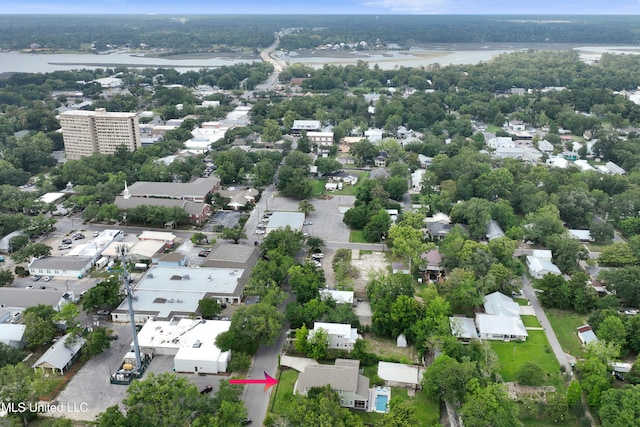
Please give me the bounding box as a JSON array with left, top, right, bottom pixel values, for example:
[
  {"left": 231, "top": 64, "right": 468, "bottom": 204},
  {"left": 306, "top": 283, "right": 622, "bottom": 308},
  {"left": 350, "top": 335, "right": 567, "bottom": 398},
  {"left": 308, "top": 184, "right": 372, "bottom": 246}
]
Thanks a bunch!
[{"left": 229, "top": 372, "right": 279, "bottom": 392}]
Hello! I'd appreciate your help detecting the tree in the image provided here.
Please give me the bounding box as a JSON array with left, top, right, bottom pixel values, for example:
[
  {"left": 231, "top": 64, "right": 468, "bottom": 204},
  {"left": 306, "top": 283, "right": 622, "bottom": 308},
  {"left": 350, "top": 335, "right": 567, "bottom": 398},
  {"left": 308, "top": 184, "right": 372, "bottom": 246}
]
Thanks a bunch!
[
  {"left": 22, "top": 304, "right": 57, "bottom": 347},
  {"left": 379, "top": 398, "right": 418, "bottom": 427},
  {"left": 315, "top": 157, "right": 342, "bottom": 175},
  {"left": 515, "top": 361, "right": 545, "bottom": 386},
  {"left": 0, "top": 342, "right": 26, "bottom": 368},
  {"left": 54, "top": 302, "right": 80, "bottom": 332},
  {"left": 599, "top": 385, "right": 640, "bottom": 427},
  {"left": 298, "top": 199, "right": 316, "bottom": 217},
  {"left": 422, "top": 354, "right": 478, "bottom": 407},
  {"left": 388, "top": 224, "right": 433, "bottom": 271},
  {"left": 460, "top": 381, "right": 522, "bottom": 427},
  {"left": 557, "top": 188, "right": 595, "bottom": 229},
  {"left": 261, "top": 119, "right": 282, "bottom": 142},
  {"left": 276, "top": 384, "right": 364, "bottom": 427},
  {"left": 306, "top": 326, "right": 330, "bottom": 360},
  {"left": 216, "top": 303, "right": 284, "bottom": 354},
  {"left": 524, "top": 205, "right": 565, "bottom": 246},
  {"left": 11, "top": 242, "right": 52, "bottom": 263},
  {"left": 220, "top": 226, "right": 247, "bottom": 244},
  {"left": 82, "top": 276, "right": 124, "bottom": 313},
  {"left": 96, "top": 373, "right": 247, "bottom": 427},
  {"left": 598, "top": 242, "right": 637, "bottom": 267},
  {"left": 547, "top": 233, "right": 588, "bottom": 273},
  {"left": 198, "top": 298, "right": 223, "bottom": 319},
  {"left": 363, "top": 209, "right": 391, "bottom": 243},
  {"left": 602, "top": 267, "right": 640, "bottom": 307},
  {"left": 590, "top": 221, "right": 614, "bottom": 244},
  {"left": 0, "top": 268, "right": 14, "bottom": 287},
  {"left": 383, "top": 176, "right": 409, "bottom": 201},
  {"left": 83, "top": 327, "right": 112, "bottom": 360},
  {"left": 306, "top": 235, "right": 325, "bottom": 253},
  {"left": 261, "top": 227, "right": 305, "bottom": 257},
  {"left": 294, "top": 325, "right": 310, "bottom": 353},
  {"left": 0, "top": 363, "right": 54, "bottom": 426},
  {"left": 598, "top": 315, "right": 627, "bottom": 351},
  {"left": 288, "top": 263, "right": 324, "bottom": 304},
  {"left": 190, "top": 232, "right": 208, "bottom": 245},
  {"left": 390, "top": 295, "right": 423, "bottom": 341}
]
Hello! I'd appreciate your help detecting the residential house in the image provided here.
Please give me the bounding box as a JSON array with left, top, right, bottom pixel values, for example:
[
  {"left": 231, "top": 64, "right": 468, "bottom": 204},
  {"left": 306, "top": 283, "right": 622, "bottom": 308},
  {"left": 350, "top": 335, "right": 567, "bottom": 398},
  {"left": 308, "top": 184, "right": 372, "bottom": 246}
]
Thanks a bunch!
[
  {"left": 32, "top": 333, "right": 85, "bottom": 374},
  {"left": 449, "top": 316, "right": 478, "bottom": 340},
  {"left": 421, "top": 248, "right": 444, "bottom": 281},
  {"left": 485, "top": 220, "right": 505, "bottom": 241},
  {"left": 374, "top": 151, "right": 388, "bottom": 167},
  {"left": 311, "top": 322, "right": 359, "bottom": 351},
  {"left": 295, "top": 359, "right": 371, "bottom": 411},
  {"left": 369, "top": 168, "right": 389, "bottom": 180},
  {"left": 392, "top": 262, "right": 410, "bottom": 274},
  {"left": 411, "top": 169, "right": 426, "bottom": 192},
  {"left": 364, "top": 129, "right": 383, "bottom": 143},
  {"left": 337, "top": 154, "right": 356, "bottom": 165},
  {"left": 320, "top": 289, "right": 354, "bottom": 306},
  {"left": 526, "top": 255, "right": 562, "bottom": 279},
  {"left": 605, "top": 161, "right": 626, "bottom": 175},
  {"left": 537, "top": 140, "right": 554, "bottom": 153},
  {"left": 0, "top": 324, "right": 26, "bottom": 348},
  {"left": 0, "top": 230, "right": 25, "bottom": 253},
  {"left": 475, "top": 292, "right": 528, "bottom": 341},
  {"left": 217, "top": 188, "right": 258, "bottom": 210}
]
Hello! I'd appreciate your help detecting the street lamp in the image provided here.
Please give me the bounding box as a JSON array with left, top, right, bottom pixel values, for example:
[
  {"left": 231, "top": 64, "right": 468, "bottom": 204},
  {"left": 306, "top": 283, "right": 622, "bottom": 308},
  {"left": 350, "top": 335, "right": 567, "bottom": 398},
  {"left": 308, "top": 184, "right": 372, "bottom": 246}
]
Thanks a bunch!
[
  {"left": 123, "top": 213, "right": 128, "bottom": 236},
  {"left": 381, "top": 236, "right": 386, "bottom": 252}
]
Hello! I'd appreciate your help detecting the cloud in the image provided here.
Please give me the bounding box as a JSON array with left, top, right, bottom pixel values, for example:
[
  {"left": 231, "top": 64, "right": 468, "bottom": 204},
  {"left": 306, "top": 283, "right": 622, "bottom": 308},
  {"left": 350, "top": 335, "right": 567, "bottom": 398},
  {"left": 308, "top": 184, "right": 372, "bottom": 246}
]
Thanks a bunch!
[{"left": 362, "top": 0, "right": 451, "bottom": 13}]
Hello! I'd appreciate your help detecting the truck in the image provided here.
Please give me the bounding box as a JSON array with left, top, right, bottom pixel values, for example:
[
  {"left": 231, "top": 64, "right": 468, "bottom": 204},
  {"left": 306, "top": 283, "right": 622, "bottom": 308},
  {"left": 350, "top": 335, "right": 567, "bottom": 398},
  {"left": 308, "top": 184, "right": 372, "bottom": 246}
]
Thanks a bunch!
[
  {"left": 95, "top": 257, "right": 108, "bottom": 269},
  {"left": 134, "top": 263, "right": 148, "bottom": 271}
]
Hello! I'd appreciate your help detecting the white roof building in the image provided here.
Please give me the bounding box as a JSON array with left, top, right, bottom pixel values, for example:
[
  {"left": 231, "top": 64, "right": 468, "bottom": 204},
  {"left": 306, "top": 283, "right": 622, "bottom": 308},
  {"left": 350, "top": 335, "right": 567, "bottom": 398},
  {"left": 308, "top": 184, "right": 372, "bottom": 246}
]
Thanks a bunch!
[
  {"left": 320, "top": 289, "right": 354, "bottom": 305},
  {"left": 573, "top": 159, "right": 595, "bottom": 172},
  {"left": 377, "top": 362, "right": 425, "bottom": 388},
  {"left": 312, "top": 322, "right": 359, "bottom": 351},
  {"left": 605, "top": 161, "right": 626, "bottom": 175},
  {"left": 568, "top": 229, "right": 593, "bottom": 242},
  {"left": 526, "top": 255, "right": 562, "bottom": 279},
  {"left": 266, "top": 212, "right": 305, "bottom": 234},
  {"left": 547, "top": 156, "right": 570, "bottom": 168},
  {"left": 577, "top": 325, "right": 598, "bottom": 345},
  {"left": 38, "top": 192, "right": 66, "bottom": 205},
  {"left": 475, "top": 292, "right": 528, "bottom": 341},
  {"left": 449, "top": 317, "right": 478, "bottom": 339},
  {"left": 136, "top": 318, "right": 231, "bottom": 374},
  {"left": 0, "top": 324, "right": 26, "bottom": 348}
]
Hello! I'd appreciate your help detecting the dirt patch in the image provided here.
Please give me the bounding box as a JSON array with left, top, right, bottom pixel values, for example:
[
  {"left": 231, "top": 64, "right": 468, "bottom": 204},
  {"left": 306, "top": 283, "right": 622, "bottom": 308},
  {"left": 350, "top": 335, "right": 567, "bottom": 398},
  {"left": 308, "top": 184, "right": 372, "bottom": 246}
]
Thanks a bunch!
[
  {"left": 505, "top": 382, "right": 556, "bottom": 402},
  {"left": 351, "top": 251, "right": 388, "bottom": 296},
  {"left": 364, "top": 333, "right": 420, "bottom": 364}
]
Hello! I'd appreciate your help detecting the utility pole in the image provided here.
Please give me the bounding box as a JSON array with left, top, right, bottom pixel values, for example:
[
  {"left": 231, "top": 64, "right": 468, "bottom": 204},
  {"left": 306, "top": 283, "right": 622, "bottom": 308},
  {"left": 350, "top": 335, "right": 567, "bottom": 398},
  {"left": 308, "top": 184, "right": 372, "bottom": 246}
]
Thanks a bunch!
[{"left": 119, "top": 244, "right": 142, "bottom": 372}]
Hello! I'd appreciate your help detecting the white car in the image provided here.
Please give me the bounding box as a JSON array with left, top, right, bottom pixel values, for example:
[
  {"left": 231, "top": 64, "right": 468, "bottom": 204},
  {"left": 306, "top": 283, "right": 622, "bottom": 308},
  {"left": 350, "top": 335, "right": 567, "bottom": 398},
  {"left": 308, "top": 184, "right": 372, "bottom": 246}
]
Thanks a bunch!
[
  {"left": 255, "top": 229, "right": 265, "bottom": 235},
  {"left": 44, "top": 276, "right": 53, "bottom": 282}
]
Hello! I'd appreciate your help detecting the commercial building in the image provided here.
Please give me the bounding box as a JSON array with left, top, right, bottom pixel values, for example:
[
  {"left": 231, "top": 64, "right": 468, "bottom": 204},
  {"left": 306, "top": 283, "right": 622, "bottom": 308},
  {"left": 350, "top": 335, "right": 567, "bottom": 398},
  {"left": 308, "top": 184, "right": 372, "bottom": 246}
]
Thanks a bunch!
[
  {"left": 122, "top": 176, "right": 220, "bottom": 203},
  {"left": 60, "top": 108, "right": 141, "bottom": 160},
  {"left": 136, "top": 318, "right": 231, "bottom": 374},
  {"left": 110, "top": 265, "right": 247, "bottom": 323},
  {"left": 29, "top": 256, "right": 93, "bottom": 278},
  {"left": 265, "top": 212, "right": 305, "bottom": 234}
]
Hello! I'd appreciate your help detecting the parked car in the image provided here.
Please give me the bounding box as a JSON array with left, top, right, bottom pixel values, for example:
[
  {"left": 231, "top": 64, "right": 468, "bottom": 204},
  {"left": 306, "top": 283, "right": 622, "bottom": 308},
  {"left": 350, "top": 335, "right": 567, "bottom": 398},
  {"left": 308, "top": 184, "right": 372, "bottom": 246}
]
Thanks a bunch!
[
  {"left": 58, "top": 245, "right": 72, "bottom": 250},
  {"left": 93, "top": 231, "right": 101, "bottom": 237},
  {"left": 97, "top": 310, "right": 110, "bottom": 316},
  {"left": 240, "top": 418, "right": 252, "bottom": 425},
  {"left": 32, "top": 275, "right": 42, "bottom": 282},
  {"left": 199, "top": 385, "right": 213, "bottom": 394},
  {"left": 198, "top": 249, "right": 211, "bottom": 257},
  {"left": 109, "top": 334, "right": 119, "bottom": 340},
  {"left": 613, "top": 371, "right": 625, "bottom": 381},
  {"left": 255, "top": 229, "right": 265, "bottom": 235},
  {"left": 73, "top": 234, "right": 85, "bottom": 240},
  {"left": 39, "top": 286, "right": 46, "bottom": 289},
  {"left": 61, "top": 239, "right": 72, "bottom": 245},
  {"left": 311, "top": 253, "right": 324, "bottom": 259},
  {"left": 25, "top": 285, "right": 33, "bottom": 290},
  {"left": 303, "top": 221, "right": 313, "bottom": 225},
  {"left": 44, "top": 276, "right": 53, "bottom": 282},
  {"left": 0, "top": 255, "right": 4, "bottom": 262}
]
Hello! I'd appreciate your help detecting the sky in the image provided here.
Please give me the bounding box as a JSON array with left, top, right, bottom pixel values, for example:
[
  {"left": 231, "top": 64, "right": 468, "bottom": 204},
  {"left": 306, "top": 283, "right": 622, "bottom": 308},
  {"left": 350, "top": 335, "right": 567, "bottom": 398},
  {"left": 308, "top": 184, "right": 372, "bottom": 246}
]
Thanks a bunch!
[{"left": 1, "top": 0, "right": 640, "bottom": 15}]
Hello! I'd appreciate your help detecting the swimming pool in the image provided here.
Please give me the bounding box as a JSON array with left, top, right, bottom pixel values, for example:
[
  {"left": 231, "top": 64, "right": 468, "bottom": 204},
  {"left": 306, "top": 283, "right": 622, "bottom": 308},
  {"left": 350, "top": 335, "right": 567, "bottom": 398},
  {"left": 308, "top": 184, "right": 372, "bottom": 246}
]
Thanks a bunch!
[{"left": 375, "top": 394, "right": 389, "bottom": 412}]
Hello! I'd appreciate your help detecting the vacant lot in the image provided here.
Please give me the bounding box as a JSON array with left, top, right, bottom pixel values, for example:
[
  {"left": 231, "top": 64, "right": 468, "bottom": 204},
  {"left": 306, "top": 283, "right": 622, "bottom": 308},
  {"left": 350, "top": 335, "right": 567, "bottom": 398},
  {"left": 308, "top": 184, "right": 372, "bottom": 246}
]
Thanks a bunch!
[
  {"left": 363, "top": 334, "right": 420, "bottom": 364},
  {"left": 351, "top": 251, "right": 388, "bottom": 295},
  {"left": 490, "top": 330, "right": 561, "bottom": 385},
  {"left": 546, "top": 309, "right": 587, "bottom": 358}
]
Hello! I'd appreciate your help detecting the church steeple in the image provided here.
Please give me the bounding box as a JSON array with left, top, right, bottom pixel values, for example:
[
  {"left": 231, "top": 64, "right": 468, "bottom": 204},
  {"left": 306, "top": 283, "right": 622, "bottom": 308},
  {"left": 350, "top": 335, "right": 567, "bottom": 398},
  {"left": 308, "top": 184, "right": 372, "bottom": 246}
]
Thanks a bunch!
[{"left": 123, "top": 181, "right": 130, "bottom": 199}]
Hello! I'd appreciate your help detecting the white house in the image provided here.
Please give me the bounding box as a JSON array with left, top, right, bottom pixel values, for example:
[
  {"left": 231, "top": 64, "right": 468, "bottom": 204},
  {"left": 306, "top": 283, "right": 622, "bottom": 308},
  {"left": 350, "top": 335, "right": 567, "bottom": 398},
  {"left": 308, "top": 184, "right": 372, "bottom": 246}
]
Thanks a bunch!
[
  {"left": 320, "top": 289, "right": 354, "bottom": 305},
  {"left": 32, "top": 333, "right": 85, "bottom": 374},
  {"left": 377, "top": 361, "right": 425, "bottom": 389},
  {"left": 577, "top": 325, "right": 598, "bottom": 345},
  {"left": 526, "top": 255, "right": 562, "bottom": 279},
  {"left": 568, "top": 229, "right": 593, "bottom": 242},
  {"left": 475, "top": 292, "right": 528, "bottom": 342},
  {"left": 311, "top": 322, "right": 359, "bottom": 351}
]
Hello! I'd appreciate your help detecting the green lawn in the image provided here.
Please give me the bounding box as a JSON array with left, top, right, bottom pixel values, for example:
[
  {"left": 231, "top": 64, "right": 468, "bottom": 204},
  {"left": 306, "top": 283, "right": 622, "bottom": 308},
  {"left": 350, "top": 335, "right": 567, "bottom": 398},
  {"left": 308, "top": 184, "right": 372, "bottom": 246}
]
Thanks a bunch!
[
  {"left": 269, "top": 368, "right": 299, "bottom": 415},
  {"left": 521, "top": 315, "right": 541, "bottom": 328},
  {"left": 546, "top": 309, "right": 587, "bottom": 358},
  {"left": 586, "top": 242, "right": 614, "bottom": 252},
  {"left": 354, "top": 387, "right": 439, "bottom": 427},
  {"left": 350, "top": 230, "right": 368, "bottom": 243},
  {"left": 515, "top": 298, "right": 530, "bottom": 306},
  {"left": 490, "top": 330, "right": 561, "bottom": 385}
]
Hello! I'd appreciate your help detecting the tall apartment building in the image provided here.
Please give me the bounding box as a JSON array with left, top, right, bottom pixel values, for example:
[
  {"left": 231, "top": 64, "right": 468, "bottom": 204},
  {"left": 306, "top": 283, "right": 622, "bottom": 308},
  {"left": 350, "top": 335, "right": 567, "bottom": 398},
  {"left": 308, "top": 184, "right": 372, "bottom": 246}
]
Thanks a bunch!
[{"left": 60, "top": 108, "right": 141, "bottom": 160}]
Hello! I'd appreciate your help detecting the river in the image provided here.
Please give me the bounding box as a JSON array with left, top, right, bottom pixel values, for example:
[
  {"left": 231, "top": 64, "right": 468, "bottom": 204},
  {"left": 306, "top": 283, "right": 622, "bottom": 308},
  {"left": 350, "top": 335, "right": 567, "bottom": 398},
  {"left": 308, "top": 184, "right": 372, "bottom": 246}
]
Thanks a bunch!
[{"left": 1, "top": 44, "right": 639, "bottom": 74}]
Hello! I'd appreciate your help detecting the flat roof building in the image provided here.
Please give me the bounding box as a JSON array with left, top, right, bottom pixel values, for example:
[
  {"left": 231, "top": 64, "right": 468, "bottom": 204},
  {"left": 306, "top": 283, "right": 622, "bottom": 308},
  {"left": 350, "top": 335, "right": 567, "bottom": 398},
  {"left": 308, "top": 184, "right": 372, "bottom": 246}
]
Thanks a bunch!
[
  {"left": 111, "top": 265, "right": 247, "bottom": 323},
  {"left": 60, "top": 108, "right": 141, "bottom": 160},
  {"left": 29, "top": 256, "right": 93, "bottom": 278},
  {"left": 266, "top": 212, "right": 305, "bottom": 234},
  {"left": 124, "top": 176, "right": 220, "bottom": 203},
  {"left": 136, "top": 318, "right": 231, "bottom": 374}
]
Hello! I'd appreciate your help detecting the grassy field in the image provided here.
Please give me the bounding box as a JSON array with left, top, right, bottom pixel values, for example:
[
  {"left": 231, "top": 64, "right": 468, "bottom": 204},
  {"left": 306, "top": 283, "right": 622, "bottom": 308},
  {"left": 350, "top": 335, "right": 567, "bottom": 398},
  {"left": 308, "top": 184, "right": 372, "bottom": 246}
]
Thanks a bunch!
[
  {"left": 353, "top": 385, "right": 440, "bottom": 426},
  {"left": 350, "top": 229, "right": 368, "bottom": 243},
  {"left": 269, "top": 368, "right": 299, "bottom": 415},
  {"left": 546, "top": 309, "right": 588, "bottom": 357},
  {"left": 521, "top": 315, "right": 542, "bottom": 328},
  {"left": 490, "top": 330, "right": 561, "bottom": 385}
]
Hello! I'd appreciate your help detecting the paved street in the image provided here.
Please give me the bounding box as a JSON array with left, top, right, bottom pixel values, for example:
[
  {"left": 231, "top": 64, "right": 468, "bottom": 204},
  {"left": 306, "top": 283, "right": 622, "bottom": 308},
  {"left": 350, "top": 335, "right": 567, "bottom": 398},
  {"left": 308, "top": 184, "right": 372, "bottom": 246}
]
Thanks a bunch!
[{"left": 521, "top": 274, "right": 571, "bottom": 372}]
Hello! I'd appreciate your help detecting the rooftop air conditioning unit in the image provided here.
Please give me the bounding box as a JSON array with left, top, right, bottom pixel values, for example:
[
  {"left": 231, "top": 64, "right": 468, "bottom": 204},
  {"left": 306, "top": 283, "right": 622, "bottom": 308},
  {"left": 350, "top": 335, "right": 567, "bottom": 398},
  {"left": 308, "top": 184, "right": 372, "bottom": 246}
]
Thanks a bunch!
[
  {"left": 183, "top": 274, "right": 190, "bottom": 280},
  {"left": 193, "top": 340, "right": 202, "bottom": 348},
  {"left": 148, "top": 273, "right": 154, "bottom": 278}
]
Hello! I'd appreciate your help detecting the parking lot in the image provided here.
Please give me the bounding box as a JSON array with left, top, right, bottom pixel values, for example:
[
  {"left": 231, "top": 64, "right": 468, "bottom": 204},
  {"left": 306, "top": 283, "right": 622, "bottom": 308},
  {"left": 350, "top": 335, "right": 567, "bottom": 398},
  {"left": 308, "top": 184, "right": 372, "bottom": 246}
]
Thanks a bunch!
[
  {"left": 52, "top": 320, "right": 227, "bottom": 422},
  {"left": 203, "top": 211, "right": 243, "bottom": 232}
]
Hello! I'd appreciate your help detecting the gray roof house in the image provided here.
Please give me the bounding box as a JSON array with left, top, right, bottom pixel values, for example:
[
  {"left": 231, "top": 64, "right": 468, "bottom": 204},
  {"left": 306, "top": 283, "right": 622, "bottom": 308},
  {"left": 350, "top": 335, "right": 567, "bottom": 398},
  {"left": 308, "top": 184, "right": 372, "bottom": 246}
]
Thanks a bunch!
[
  {"left": 486, "top": 220, "right": 505, "bottom": 241},
  {"left": 295, "top": 359, "right": 371, "bottom": 411},
  {"left": 32, "top": 333, "right": 85, "bottom": 374},
  {"left": 0, "top": 230, "right": 25, "bottom": 253},
  {"left": 29, "top": 256, "right": 93, "bottom": 278}
]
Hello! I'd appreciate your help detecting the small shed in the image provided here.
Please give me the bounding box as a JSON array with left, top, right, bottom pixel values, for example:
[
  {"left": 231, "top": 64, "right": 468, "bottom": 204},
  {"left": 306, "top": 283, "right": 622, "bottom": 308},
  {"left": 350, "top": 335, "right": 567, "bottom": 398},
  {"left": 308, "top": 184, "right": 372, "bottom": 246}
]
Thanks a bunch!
[
  {"left": 396, "top": 334, "right": 407, "bottom": 348},
  {"left": 577, "top": 325, "right": 598, "bottom": 345}
]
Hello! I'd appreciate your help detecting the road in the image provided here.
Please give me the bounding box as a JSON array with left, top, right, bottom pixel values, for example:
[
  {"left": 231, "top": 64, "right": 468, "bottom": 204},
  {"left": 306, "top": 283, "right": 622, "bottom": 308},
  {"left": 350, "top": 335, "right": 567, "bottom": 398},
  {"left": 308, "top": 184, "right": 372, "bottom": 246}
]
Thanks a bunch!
[
  {"left": 521, "top": 274, "right": 571, "bottom": 372},
  {"left": 243, "top": 292, "right": 294, "bottom": 426}
]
